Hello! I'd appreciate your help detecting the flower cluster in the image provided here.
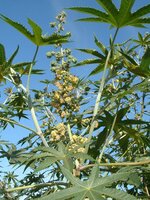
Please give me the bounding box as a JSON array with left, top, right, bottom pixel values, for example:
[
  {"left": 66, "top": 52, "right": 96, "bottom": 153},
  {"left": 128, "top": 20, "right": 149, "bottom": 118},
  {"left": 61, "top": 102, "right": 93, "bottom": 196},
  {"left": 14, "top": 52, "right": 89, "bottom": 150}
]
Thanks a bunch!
[
  {"left": 68, "top": 135, "right": 88, "bottom": 153},
  {"left": 50, "top": 67, "right": 80, "bottom": 118},
  {"left": 50, "top": 123, "right": 67, "bottom": 142},
  {"left": 50, "top": 11, "right": 66, "bottom": 33},
  {"left": 46, "top": 11, "right": 81, "bottom": 120}
]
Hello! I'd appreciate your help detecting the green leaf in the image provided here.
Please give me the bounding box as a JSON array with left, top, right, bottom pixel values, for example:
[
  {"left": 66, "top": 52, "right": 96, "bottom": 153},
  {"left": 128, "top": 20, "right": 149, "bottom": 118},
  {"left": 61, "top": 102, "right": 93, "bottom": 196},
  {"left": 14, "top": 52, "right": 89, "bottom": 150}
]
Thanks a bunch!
[
  {"left": 0, "top": 14, "right": 33, "bottom": 41},
  {"left": 121, "top": 119, "right": 149, "bottom": 125},
  {"left": 119, "top": 50, "right": 138, "bottom": 65},
  {"left": 31, "top": 142, "right": 73, "bottom": 173},
  {"left": 70, "top": 0, "right": 150, "bottom": 28},
  {"left": 130, "top": 4, "right": 150, "bottom": 21},
  {"left": 76, "top": 17, "right": 108, "bottom": 23},
  {"left": 94, "top": 36, "right": 108, "bottom": 55},
  {"left": 99, "top": 188, "right": 137, "bottom": 200},
  {"left": 139, "top": 47, "right": 150, "bottom": 73},
  {"left": 118, "top": 0, "right": 135, "bottom": 27},
  {"left": 96, "top": 0, "right": 118, "bottom": 26},
  {"left": 133, "top": 32, "right": 150, "bottom": 46},
  {"left": 111, "top": 78, "right": 149, "bottom": 102},
  {"left": 138, "top": 32, "right": 143, "bottom": 41},
  {"left": 128, "top": 17, "right": 150, "bottom": 27},
  {"left": 27, "top": 18, "right": 42, "bottom": 46},
  {"left": 69, "top": 7, "right": 109, "bottom": 21},
  {"left": 120, "top": 47, "right": 150, "bottom": 77},
  {"left": 0, "top": 14, "right": 70, "bottom": 46},
  {"left": 34, "top": 157, "right": 58, "bottom": 172},
  {"left": 7, "top": 46, "right": 19, "bottom": 66},
  {"left": 0, "top": 43, "right": 6, "bottom": 65},
  {"left": 77, "top": 48, "right": 105, "bottom": 59},
  {"left": 116, "top": 107, "right": 129, "bottom": 122},
  {"left": 38, "top": 166, "right": 138, "bottom": 200},
  {"left": 89, "top": 64, "right": 105, "bottom": 76},
  {"left": 74, "top": 58, "right": 101, "bottom": 67}
]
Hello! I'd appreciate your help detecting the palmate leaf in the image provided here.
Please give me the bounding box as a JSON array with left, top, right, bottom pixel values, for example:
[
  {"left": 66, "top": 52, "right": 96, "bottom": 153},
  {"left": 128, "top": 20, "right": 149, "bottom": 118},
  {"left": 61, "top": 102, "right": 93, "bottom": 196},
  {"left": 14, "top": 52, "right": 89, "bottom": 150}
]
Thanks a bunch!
[
  {"left": 74, "top": 39, "right": 110, "bottom": 75},
  {"left": 13, "top": 63, "right": 44, "bottom": 75},
  {"left": 133, "top": 32, "right": 150, "bottom": 46},
  {"left": 110, "top": 78, "right": 150, "bottom": 103},
  {"left": 120, "top": 48, "right": 150, "bottom": 77},
  {"left": 38, "top": 166, "right": 138, "bottom": 200},
  {"left": 0, "top": 14, "right": 70, "bottom": 46},
  {"left": 0, "top": 44, "right": 40, "bottom": 82},
  {"left": 27, "top": 142, "right": 73, "bottom": 172},
  {"left": 96, "top": 0, "right": 118, "bottom": 26},
  {"left": 70, "top": 0, "right": 150, "bottom": 28},
  {"left": 118, "top": 0, "right": 135, "bottom": 27}
]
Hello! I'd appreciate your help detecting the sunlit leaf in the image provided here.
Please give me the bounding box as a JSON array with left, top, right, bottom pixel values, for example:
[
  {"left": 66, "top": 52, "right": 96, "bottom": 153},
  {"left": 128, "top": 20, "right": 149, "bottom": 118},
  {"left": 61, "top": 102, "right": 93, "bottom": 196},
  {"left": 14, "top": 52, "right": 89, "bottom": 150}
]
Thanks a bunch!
[
  {"left": 38, "top": 165, "right": 138, "bottom": 200},
  {"left": 70, "top": 0, "right": 150, "bottom": 28},
  {"left": 0, "top": 43, "right": 6, "bottom": 65},
  {"left": 0, "top": 14, "right": 70, "bottom": 46}
]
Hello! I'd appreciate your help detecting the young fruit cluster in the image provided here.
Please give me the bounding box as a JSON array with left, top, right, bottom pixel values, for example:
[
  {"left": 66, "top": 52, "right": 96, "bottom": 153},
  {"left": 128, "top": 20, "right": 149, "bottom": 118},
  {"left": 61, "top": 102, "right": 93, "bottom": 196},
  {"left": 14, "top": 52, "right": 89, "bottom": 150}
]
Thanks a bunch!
[
  {"left": 68, "top": 135, "right": 88, "bottom": 153},
  {"left": 50, "top": 123, "right": 67, "bottom": 142}
]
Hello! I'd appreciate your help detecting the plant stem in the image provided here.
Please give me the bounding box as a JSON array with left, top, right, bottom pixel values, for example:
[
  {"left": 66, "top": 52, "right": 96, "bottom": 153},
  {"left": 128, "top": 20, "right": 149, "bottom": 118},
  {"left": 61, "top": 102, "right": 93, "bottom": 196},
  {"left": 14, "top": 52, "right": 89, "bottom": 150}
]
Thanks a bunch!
[
  {"left": 26, "top": 45, "right": 39, "bottom": 93},
  {"left": 30, "top": 106, "right": 49, "bottom": 147},
  {"left": 79, "top": 159, "right": 150, "bottom": 171},
  {"left": 25, "top": 46, "right": 49, "bottom": 147},
  {"left": 67, "top": 123, "right": 73, "bottom": 142},
  {"left": 85, "top": 28, "right": 119, "bottom": 153},
  {"left": 98, "top": 113, "right": 118, "bottom": 163},
  {"left": 85, "top": 50, "right": 111, "bottom": 152},
  {"left": 98, "top": 102, "right": 120, "bottom": 162},
  {"left": 111, "top": 28, "right": 119, "bottom": 48},
  {"left": 0, "top": 117, "right": 36, "bottom": 133},
  {"left": 21, "top": 46, "right": 48, "bottom": 147},
  {"left": 18, "top": 84, "right": 49, "bottom": 147},
  {"left": 6, "top": 181, "right": 69, "bottom": 193}
]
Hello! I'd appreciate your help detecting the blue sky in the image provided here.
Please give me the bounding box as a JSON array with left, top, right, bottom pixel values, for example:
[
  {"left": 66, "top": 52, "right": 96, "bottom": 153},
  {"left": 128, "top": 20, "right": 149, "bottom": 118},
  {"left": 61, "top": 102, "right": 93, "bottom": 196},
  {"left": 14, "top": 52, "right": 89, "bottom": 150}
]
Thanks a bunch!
[{"left": 0, "top": 0, "right": 149, "bottom": 171}]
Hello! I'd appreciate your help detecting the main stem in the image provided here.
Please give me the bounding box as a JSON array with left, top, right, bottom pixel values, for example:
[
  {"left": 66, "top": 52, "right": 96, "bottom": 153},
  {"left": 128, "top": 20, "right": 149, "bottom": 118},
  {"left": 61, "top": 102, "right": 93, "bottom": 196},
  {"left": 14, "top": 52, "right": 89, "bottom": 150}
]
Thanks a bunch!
[
  {"left": 25, "top": 46, "right": 49, "bottom": 147},
  {"left": 85, "top": 28, "right": 119, "bottom": 153}
]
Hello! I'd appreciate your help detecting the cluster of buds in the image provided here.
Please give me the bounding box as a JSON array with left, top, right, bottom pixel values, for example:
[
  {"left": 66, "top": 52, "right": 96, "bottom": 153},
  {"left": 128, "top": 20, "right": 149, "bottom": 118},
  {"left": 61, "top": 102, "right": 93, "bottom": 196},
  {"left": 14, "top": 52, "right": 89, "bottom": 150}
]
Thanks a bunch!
[
  {"left": 68, "top": 135, "right": 88, "bottom": 153},
  {"left": 50, "top": 123, "right": 67, "bottom": 142},
  {"left": 50, "top": 11, "right": 66, "bottom": 33}
]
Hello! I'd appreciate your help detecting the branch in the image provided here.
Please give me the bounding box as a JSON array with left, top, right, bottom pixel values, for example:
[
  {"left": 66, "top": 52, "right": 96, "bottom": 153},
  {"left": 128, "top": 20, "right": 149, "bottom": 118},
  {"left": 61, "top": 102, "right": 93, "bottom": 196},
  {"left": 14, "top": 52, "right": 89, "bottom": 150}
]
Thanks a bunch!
[
  {"left": 0, "top": 116, "right": 36, "bottom": 133},
  {"left": 6, "top": 181, "right": 69, "bottom": 193},
  {"left": 85, "top": 50, "right": 111, "bottom": 152},
  {"left": 79, "top": 159, "right": 150, "bottom": 171}
]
